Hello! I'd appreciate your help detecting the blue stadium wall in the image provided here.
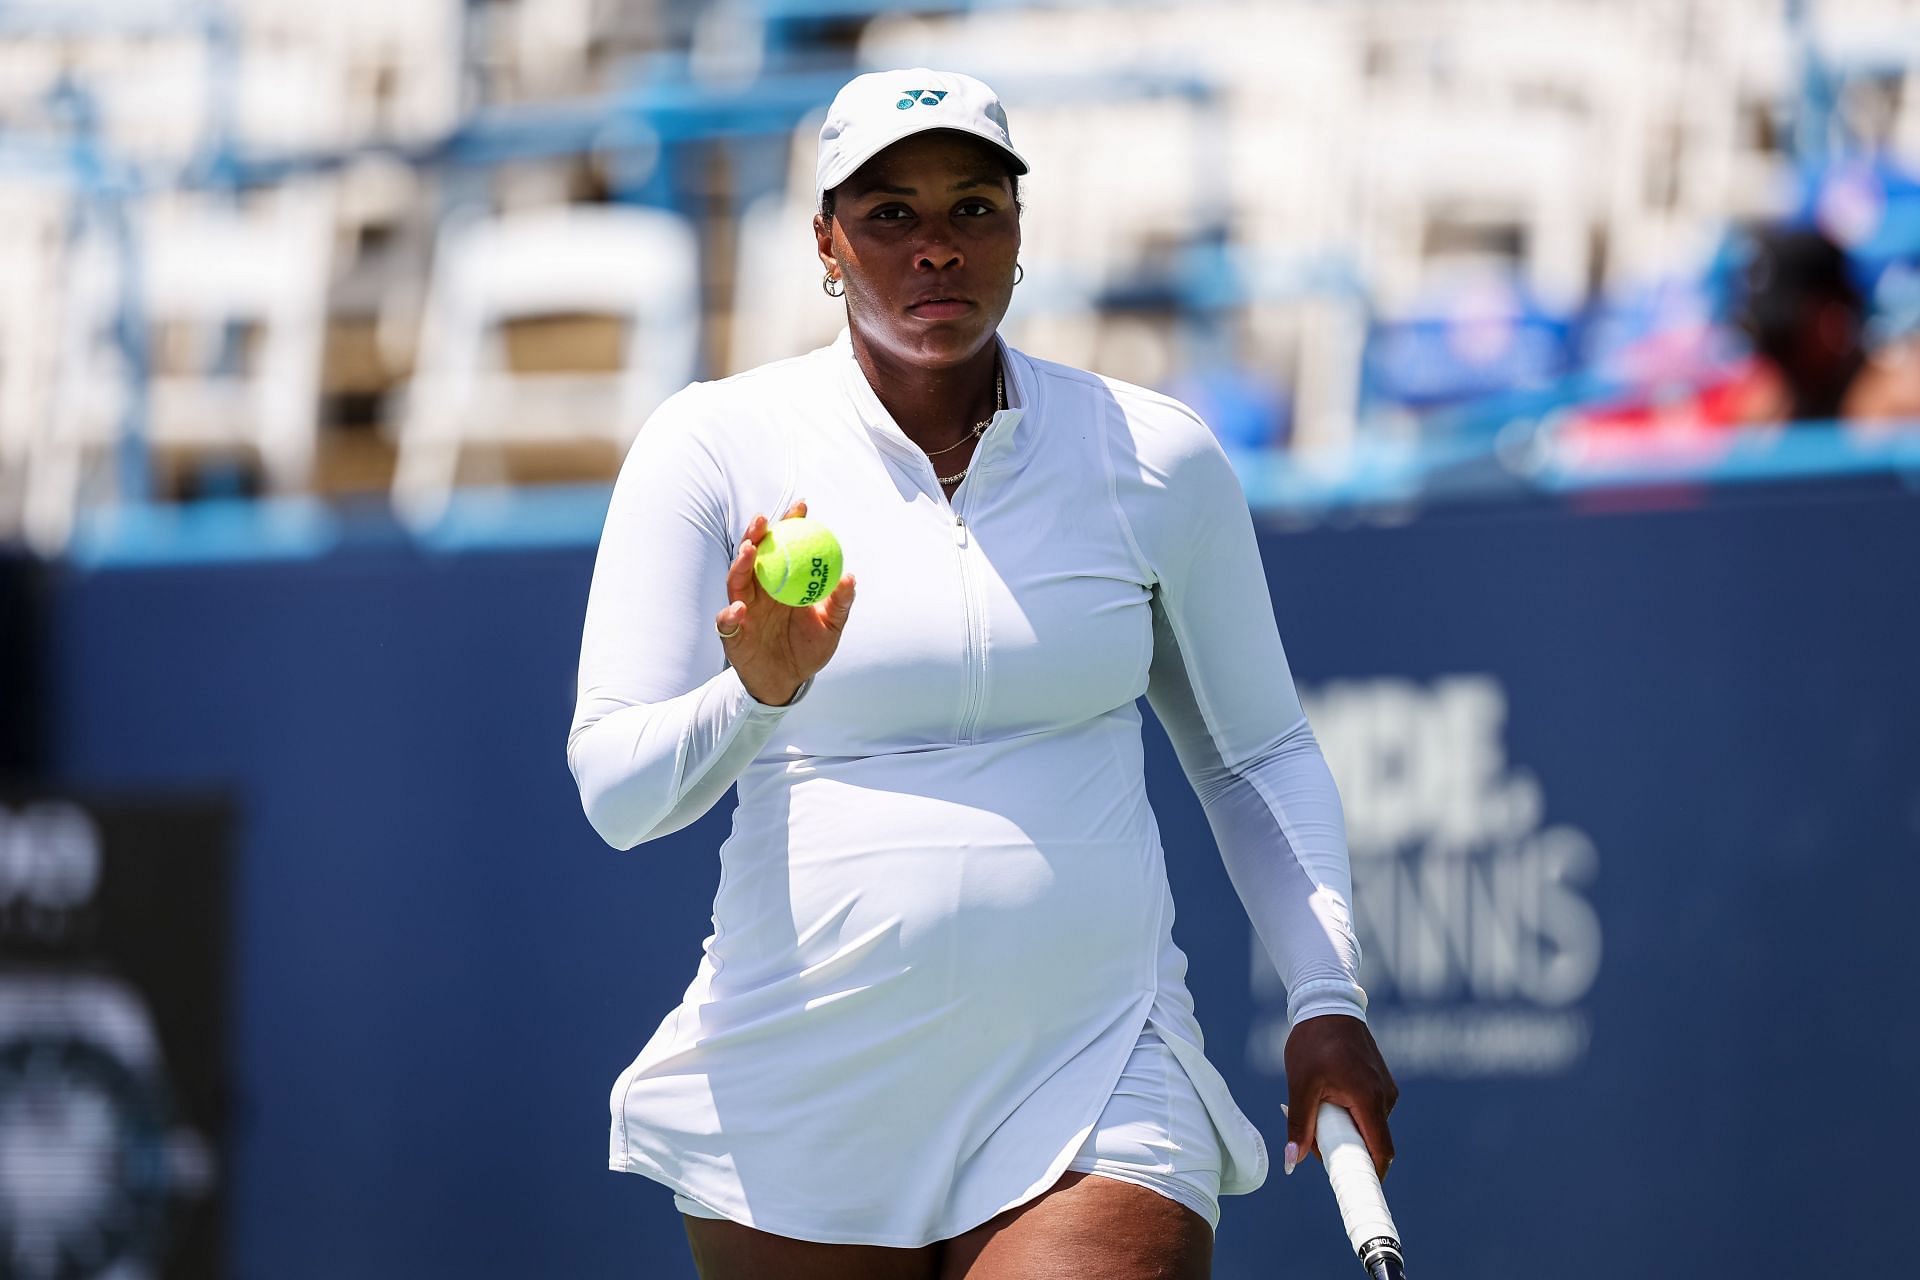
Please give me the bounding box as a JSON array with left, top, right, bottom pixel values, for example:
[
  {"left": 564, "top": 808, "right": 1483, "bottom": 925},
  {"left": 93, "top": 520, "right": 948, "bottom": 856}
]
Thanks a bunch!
[{"left": 29, "top": 477, "right": 1920, "bottom": 1278}]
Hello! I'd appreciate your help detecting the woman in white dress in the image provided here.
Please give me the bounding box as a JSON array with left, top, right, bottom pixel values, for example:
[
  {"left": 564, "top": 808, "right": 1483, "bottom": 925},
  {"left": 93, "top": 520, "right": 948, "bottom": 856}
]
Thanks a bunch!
[{"left": 568, "top": 68, "right": 1398, "bottom": 1279}]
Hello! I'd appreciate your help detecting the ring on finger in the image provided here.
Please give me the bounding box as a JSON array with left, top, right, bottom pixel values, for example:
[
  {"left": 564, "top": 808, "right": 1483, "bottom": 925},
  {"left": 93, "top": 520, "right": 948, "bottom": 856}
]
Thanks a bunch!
[{"left": 716, "top": 622, "right": 741, "bottom": 639}]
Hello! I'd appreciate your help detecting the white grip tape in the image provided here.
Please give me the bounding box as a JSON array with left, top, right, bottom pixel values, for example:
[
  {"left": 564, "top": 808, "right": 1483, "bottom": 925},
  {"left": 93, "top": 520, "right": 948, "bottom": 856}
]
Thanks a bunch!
[{"left": 1316, "top": 1102, "right": 1399, "bottom": 1253}]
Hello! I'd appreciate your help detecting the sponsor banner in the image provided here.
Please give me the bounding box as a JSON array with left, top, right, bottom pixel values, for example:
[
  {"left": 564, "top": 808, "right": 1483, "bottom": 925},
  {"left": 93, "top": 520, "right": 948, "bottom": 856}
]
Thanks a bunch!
[
  {"left": 1250, "top": 675, "right": 1604, "bottom": 1080},
  {"left": 0, "top": 794, "right": 231, "bottom": 1280}
]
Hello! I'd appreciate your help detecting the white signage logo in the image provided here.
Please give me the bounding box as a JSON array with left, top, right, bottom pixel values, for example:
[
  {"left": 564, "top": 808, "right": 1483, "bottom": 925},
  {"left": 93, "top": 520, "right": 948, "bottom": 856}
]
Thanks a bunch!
[
  {"left": 1248, "top": 675, "right": 1602, "bottom": 1078},
  {"left": 0, "top": 802, "right": 102, "bottom": 914}
]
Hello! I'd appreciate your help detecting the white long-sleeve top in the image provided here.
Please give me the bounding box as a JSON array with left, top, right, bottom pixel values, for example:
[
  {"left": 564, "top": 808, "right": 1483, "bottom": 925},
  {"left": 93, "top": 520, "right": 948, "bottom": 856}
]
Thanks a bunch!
[{"left": 569, "top": 332, "right": 1366, "bottom": 1247}]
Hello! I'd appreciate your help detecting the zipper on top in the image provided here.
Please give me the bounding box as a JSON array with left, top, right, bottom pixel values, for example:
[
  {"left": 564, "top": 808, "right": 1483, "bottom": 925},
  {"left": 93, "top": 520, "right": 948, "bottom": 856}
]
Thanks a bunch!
[
  {"left": 920, "top": 403, "right": 1006, "bottom": 745},
  {"left": 948, "top": 487, "right": 988, "bottom": 744}
]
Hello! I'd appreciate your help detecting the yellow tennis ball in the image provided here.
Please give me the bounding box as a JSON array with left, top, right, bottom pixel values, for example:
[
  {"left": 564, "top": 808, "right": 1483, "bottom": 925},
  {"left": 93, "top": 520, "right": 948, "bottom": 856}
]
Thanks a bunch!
[{"left": 753, "top": 516, "right": 843, "bottom": 607}]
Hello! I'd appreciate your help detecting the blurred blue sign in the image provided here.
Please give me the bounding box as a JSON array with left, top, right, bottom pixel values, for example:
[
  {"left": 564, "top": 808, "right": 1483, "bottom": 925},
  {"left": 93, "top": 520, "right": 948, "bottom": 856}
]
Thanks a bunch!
[{"left": 1365, "top": 280, "right": 1577, "bottom": 411}]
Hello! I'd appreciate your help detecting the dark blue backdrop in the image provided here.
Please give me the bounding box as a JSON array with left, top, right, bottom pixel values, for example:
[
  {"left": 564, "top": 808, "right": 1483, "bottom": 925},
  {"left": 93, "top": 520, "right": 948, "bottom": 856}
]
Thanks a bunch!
[{"left": 37, "top": 479, "right": 1920, "bottom": 1278}]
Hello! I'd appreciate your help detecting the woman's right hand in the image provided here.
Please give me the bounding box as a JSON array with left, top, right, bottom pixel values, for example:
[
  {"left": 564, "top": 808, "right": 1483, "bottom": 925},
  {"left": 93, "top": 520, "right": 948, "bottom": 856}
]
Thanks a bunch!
[{"left": 715, "top": 501, "right": 857, "bottom": 706}]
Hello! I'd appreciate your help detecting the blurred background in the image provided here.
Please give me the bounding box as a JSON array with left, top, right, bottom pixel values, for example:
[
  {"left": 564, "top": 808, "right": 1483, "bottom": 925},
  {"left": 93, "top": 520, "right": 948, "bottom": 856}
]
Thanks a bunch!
[{"left": 0, "top": 0, "right": 1916, "bottom": 1276}]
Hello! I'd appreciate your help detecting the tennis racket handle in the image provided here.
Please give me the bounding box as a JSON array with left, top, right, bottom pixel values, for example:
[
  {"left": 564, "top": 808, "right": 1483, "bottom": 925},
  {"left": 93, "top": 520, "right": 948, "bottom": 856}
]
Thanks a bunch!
[{"left": 1316, "top": 1102, "right": 1405, "bottom": 1278}]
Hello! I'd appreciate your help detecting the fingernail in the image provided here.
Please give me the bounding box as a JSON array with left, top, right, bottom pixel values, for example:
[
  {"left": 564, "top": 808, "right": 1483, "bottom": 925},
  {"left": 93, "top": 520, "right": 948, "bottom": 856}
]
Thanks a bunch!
[{"left": 1284, "top": 1142, "right": 1299, "bottom": 1175}]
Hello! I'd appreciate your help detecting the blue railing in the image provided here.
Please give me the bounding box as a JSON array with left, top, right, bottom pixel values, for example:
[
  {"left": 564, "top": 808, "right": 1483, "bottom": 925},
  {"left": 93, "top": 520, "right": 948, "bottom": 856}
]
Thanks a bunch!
[{"left": 55, "top": 423, "right": 1920, "bottom": 568}]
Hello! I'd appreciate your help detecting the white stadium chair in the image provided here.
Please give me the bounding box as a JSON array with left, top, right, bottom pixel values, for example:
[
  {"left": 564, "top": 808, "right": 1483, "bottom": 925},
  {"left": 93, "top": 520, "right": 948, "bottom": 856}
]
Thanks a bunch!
[
  {"left": 1348, "top": 102, "right": 1594, "bottom": 315},
  {"left": 392, "top": 202, "right": 701, "bottom": 526},
  {"left": 234, "top": 0, "right": 466, "bottom": 143},
  {"left": 0, "top": 187, "right": 67, "bottom": 541},
  {"left": 22, "top": 181, "right": 335, "bottom": 551},
  {"left": 726, "top": 190, "right": 843, "bottom": 377}
]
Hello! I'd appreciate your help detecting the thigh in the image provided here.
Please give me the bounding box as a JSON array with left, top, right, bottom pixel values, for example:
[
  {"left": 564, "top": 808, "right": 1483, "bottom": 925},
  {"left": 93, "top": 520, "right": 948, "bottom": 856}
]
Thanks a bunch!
[
  {"left": 683, "top": 1214, "right": 940, "bottom": 1280},
  {"left": 939, "top": 1170, "right": 1214, "bottom": 1280}
]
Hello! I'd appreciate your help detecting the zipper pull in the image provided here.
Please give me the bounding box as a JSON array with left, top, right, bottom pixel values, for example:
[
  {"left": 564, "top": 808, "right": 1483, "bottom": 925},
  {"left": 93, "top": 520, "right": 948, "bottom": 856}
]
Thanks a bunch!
[{"left": 953, "top": 513, "right": 968, "bottom": 546}]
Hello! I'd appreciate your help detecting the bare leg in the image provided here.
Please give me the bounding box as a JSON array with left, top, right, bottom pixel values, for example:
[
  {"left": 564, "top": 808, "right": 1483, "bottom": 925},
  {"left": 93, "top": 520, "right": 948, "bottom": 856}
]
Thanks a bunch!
[
  {"left": 939, "top": 1170, "right": 1213, "bottom": 1280},
  {"left": 683, "top": 1214, "right": 940, "bottom": 1280}
]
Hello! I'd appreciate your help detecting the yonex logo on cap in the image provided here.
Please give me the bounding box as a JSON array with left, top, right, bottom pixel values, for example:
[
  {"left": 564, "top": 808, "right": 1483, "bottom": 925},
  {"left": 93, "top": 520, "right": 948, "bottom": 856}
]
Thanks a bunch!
[{"left": 896, "top": 89, "right": 950, "bottom": 110}]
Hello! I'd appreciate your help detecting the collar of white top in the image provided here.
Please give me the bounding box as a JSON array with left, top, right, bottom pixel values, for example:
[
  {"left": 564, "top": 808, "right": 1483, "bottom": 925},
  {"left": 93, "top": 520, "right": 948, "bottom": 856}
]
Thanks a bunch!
[{"left": 833, "top": 329, "right": 1034, "bottom": 484}]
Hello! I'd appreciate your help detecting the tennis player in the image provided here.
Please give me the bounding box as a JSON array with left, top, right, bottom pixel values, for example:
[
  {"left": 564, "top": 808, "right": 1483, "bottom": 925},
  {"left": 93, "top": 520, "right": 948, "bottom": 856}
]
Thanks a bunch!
[{"left": 568, "top": 68, "right": 1398, "bottom": 1279}]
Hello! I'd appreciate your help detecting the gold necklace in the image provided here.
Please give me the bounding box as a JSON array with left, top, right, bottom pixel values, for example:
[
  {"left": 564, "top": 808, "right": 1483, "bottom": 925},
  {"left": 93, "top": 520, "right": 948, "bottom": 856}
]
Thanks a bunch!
[
  {"left": 924, "top": 369, "right": 1004, "bottom": 458},
  {"left": 934, "top": 368, "right": 1004, "bottom": 487}
]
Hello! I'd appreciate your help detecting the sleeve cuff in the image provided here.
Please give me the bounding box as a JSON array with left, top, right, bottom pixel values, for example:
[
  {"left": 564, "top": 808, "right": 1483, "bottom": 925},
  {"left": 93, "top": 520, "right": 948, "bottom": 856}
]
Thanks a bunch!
[
  {"left": 1286, "top": 978, "right": 1369, "bottom": 1027},
  {"left": 736, "top": 671, "right": 815, "bottom": 714}
]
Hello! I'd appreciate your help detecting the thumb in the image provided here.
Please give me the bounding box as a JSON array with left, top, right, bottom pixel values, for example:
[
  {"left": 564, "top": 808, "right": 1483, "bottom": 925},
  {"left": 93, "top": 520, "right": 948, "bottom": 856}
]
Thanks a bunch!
[
  {"left": 823, "top": 575, "right": 857, "bottom": 631},
  {"left": 1284, "top": 1085, "right": 1319, "bottom": 1176}
]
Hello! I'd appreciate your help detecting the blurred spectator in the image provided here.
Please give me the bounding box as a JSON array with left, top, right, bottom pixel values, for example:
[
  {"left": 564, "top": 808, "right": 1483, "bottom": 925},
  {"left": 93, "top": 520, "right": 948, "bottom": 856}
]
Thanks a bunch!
[
  {"left": 1727, "top": 225, "right": 1866, "bottom": 422},
  {"left": 1572, "top": 224, "right": 1920, "bottom": 440},
  {"left": 1718, "top": 223, "right": 1920, "bottom": 426}
]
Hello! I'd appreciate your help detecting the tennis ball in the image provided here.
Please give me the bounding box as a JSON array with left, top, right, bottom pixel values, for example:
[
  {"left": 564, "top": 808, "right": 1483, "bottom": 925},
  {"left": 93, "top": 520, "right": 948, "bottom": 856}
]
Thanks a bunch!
[{"left": 753, "top": 516, "right": 843, "bottom": 607}]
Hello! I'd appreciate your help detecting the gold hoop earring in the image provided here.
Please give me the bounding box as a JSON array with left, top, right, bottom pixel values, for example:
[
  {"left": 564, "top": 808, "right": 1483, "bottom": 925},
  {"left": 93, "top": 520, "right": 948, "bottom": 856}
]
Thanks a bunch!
[
  {"left": 823, "top": 272, "right": 845, "bottom": 298},
  {"left": 1012, "top": 263, "right": 1024, "bottom": 286}
]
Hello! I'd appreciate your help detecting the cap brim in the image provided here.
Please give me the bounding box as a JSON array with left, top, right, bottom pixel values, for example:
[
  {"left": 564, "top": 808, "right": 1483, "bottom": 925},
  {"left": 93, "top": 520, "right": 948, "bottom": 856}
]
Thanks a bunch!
[{"left": 819, "top": 125, "right": 1030, "bottom": 198}]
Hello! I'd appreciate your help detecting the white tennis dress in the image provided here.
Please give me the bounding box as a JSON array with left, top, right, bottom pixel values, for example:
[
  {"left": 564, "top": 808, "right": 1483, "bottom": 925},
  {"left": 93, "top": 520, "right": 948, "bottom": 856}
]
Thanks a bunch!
[{"left": 568, "top": 332, "right": 1366, "bottom": 1247}]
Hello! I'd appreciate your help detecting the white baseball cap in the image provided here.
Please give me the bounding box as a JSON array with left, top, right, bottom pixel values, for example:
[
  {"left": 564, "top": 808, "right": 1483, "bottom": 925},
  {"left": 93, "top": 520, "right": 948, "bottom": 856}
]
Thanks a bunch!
[{"left": 816, "top": 68, "right": 1030, "bottom": 205}]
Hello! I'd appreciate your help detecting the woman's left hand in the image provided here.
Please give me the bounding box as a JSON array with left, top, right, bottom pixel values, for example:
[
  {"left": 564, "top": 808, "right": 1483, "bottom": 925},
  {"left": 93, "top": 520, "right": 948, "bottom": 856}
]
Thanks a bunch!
[{"left": 1282, "top": 1013, "right": 1399, "bottom": 1180}]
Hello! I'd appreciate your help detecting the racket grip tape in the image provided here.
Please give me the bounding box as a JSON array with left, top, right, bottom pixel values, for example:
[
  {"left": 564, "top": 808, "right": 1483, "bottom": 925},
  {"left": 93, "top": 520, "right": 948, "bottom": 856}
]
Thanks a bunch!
[{"left": 1315, "top": 1101, "right": 1405, "bottom": 1277}]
